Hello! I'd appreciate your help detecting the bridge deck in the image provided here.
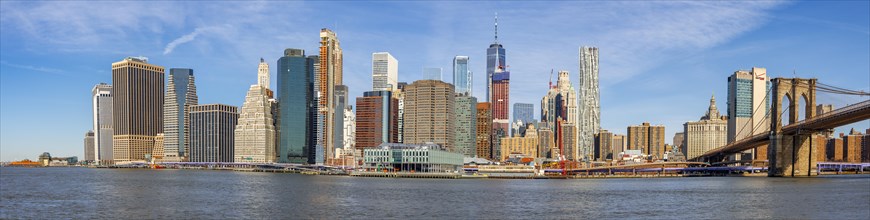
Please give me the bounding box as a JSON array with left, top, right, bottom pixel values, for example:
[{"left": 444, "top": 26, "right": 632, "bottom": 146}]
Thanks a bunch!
[{"left": 691, "top": 100, "right": 870, "bottom": 161}]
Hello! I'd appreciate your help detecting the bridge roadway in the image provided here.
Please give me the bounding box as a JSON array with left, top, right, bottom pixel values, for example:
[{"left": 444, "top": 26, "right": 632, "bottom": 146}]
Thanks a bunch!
[{"left": 691, "top": 100, "right": 870, "bottom": 162}]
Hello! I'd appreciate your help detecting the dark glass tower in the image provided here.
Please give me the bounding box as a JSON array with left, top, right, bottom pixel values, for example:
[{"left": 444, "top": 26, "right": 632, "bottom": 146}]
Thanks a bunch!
[{"left": 277, "top": 48, "right": 313, "bottom": 163}]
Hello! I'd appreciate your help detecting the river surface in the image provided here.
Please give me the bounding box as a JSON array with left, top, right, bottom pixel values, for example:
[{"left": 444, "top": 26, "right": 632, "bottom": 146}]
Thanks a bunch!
[{"left": 1, "top": 167, "right": 869, "bottom": 219}]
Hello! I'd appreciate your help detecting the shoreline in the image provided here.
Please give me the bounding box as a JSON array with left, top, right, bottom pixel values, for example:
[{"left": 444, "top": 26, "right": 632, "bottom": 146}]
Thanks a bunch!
[{"left": 5, "top": 166, "right": 867, "bottom": 179}]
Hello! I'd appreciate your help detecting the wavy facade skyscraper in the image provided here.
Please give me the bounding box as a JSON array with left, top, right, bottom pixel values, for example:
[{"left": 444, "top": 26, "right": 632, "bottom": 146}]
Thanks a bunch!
[{"left": 579, "top": 46, "right": 600, "bottom": 161}]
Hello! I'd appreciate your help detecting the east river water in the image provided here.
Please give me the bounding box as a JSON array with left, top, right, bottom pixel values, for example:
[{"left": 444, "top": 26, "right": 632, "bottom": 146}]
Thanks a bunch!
[{"left": 1, "top": 167, "right": 868, "bottom": 219}]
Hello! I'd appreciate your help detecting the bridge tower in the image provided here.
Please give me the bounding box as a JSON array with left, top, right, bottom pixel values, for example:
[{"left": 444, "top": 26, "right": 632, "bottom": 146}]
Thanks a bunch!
[{"left": 769, "top": 77, "right": 818, "bottom": 177}]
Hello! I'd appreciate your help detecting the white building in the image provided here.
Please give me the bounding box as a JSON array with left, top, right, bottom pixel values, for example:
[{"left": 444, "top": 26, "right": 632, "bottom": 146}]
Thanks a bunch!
[
  {"left": 372, "top": 52, "right": 398, "bottom": 91},
  {"left": 341, "top": 106, "right": 356, "bottom": 154},
  {"left": 727, "top": 67, "right": 770, "bottom": 160},
  {"left": 684, "top": 95, "right": 728, "bottom": 159},
  {"left": 91, "top": 83, "right": 113, "bottom": 164},
  {"left": 578, "top": 46, "right": 600, "bottom": 161},
  {"left": 234, "top": 61, "right": 277, "bottom": 163}
]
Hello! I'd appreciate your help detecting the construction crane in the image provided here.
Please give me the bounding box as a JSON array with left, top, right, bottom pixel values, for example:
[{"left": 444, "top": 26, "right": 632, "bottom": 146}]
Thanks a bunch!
[{"left": 549, "top": 69, "right": 554, "bottom": 89}]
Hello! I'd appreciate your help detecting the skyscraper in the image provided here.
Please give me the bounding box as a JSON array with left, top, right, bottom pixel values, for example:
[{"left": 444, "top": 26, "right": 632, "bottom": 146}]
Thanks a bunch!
[
  {"left": 188, "top": 104, "right": 238, "bottom": 162},
  {"left": 234, "top": 59, "right": 277, "bottom": 163},
  {"left": 92, "top": 83, "right": 113, "bottom": 164},
  {"left": 683, "top": 95, "right": 728, "bottom": 159},
  {"left": 396, "top": 82, "right": 408, "bottom": 143},
  {"left": 372, "top": 52, "right": 398, "bottom": 91},
  {"left": 84, "top": 131, "right": 95, "bottom": 162},
  {"left": 333, "top": 85, "right": 349, "bottom": 161},
  {"left": 317, "top": 28, "right": 343, "bottom": 165},
  {"left": 112, "top": 57, "right": 164, "bottom": 163},
  {"left": 277, "top": 49, "right": 315, "bottom": 163},
  {"left": 307, "top": 55, "right": 320, "bottom": 163},
  {"left": 259, "top": 57, "right": 271, "bottom": 89},
  {"left": 404, "top": 80, "right": 455, "bottom": 151},
  {"left": 488, "top": 14, "right": 510, "bottom": 142},
  {"left": 579, "top": 46, "right": 600, "bottom": 161},
  {"left": 476, "top": 103, "right": 492, "bottom": 159},
  {"left": 423, "top": 67, "right": 443, "bottom": 81},
  {"left": 454, "top": 95, "right": 478, "bottom": 157},
  {"left": 163, "top": 68, "right": 198, "bottom": 161},
  {"left": 727, "top": 67, "right": 770, "bottom": 160},
  {"left": 492, "top": 67, "right": 510, "bottom": 140},
  {"left": 512, "top": 103, "right": 534, "bottom": 137},
  {"left": 355, "top": 91, "right": 398, "bottom": 149},
  {"left": 541, "top": 70, "right": 578, "bottom": 160},
  {"left": 487, "top": 13, "right": 506, "bottom": 102},
  {"left": 453, "top": 56, "right": 472, "bottom": 95}
]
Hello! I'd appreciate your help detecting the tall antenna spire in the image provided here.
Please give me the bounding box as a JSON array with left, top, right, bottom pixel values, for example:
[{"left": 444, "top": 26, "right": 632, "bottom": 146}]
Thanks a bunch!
[{"left": 494, "top": 12, "right": 498, "bottom": 44}]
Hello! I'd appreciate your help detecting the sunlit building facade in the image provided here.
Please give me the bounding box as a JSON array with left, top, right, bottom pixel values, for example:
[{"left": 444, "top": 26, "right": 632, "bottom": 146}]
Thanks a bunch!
[{"left": 112, "top": 57, "right": 164, "bottom": 163}]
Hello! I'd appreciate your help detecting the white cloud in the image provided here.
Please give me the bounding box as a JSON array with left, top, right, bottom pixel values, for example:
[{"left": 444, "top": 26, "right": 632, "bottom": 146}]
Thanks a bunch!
[{"left": 164, "top": 28, "right": 205, "bottom": 55}]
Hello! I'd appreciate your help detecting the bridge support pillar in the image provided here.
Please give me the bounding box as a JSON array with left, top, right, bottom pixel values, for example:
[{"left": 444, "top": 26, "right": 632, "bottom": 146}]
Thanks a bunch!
[{"left": 769, "top": 133, "right": 818, "bottom": 177}]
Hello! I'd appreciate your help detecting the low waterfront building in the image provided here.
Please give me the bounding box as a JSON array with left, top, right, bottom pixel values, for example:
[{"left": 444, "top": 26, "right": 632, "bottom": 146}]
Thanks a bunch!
[
  {"left": 362, "top": 143, "right": 463, "bottom": 173},
  {"left": 38, "top": 152, "right": 78, "bottom": 166},
  {"left": 499, "top": 124, "right": 539, "bottom": 161}
]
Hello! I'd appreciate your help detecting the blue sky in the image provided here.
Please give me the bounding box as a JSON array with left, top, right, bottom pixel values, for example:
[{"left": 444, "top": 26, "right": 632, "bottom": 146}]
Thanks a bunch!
[{"left": 1, "top": 1, "right": 868, "bottom": 161}]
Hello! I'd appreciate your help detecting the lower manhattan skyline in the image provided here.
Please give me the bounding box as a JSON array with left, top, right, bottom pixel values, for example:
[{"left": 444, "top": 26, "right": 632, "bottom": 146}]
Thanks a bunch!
[
  {"left": 2, "top": 1, "right": 870, "bottom": 219},
  {"left": 2, "top": 1, "right": 869, "bottom": 162}
]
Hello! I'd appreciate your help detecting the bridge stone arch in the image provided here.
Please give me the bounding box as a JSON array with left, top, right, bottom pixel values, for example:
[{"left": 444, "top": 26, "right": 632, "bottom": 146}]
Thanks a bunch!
[
  {"left": 771, "top": 78, "right": 816, "bottom": 133},
  {"left": 769, "top": 77, "right": 817, "bottom": 177}
]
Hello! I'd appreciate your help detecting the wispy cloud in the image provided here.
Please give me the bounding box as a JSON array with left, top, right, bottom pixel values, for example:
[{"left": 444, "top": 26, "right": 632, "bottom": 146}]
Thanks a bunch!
[
  {"left": 0, "top": 1, "right": 182, "bottom": 53},
  {"left": 163, "top": 26, "right": 228, "bottom": 55},
  {"left": 0, "top": 61, "right": 65, "bottom": 75}
]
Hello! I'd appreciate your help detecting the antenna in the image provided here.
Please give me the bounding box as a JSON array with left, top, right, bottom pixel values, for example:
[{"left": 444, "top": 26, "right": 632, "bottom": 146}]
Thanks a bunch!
[{"left": 494, "top": 12, "right": 498, "bottom": 44}]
